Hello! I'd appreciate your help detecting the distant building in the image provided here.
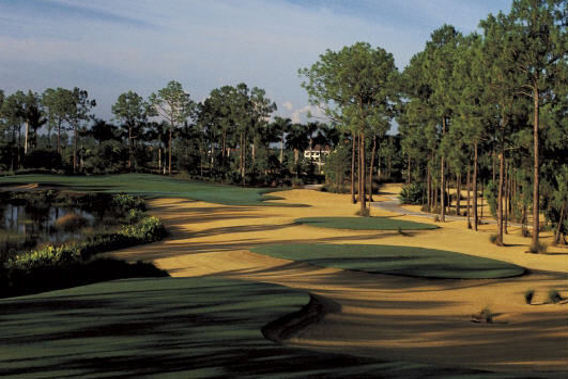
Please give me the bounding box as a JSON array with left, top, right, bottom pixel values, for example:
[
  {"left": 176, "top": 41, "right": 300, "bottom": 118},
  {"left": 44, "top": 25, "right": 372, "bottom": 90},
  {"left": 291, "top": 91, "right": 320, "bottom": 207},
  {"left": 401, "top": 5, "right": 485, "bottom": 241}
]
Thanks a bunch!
[{"left": 304, "top": 145, "right": 331, "bottom": 171}]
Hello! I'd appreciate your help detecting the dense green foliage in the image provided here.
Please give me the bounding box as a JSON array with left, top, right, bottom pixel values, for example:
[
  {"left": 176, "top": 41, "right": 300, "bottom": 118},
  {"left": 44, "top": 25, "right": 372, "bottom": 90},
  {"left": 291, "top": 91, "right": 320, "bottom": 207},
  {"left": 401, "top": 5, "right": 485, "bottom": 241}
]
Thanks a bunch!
[
  {"left": 1, "top": 0, "right": 565, "bottom": 244},
  {"left": 251, "top": 244, "right": 525, "bottom": 279},
  {"left": 399, "top": 183, "right": 426, "bottom": 205},
  {"left": 398, "top": 0, "right": 567, "bottom": 247},
  {"left": 295, "top": 217, "right": 437, "bottom": 230}
]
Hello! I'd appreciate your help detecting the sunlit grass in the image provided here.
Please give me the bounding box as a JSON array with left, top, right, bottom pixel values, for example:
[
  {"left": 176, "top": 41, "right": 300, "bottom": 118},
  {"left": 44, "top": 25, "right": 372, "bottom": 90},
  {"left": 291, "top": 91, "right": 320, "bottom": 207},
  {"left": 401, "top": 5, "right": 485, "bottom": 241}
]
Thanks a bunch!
[{"left": 251, "top": 243, "right": 525, "bottom": 279}]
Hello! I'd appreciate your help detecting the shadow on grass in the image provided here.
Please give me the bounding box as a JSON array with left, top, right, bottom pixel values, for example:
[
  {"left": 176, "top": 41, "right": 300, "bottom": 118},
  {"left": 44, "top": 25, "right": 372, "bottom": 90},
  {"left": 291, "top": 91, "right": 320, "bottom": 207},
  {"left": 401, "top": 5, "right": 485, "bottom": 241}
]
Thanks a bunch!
[
  {"left": 0, "top": 276, "right": 500, "bottom": 378},
  {"left": 0, "top": 258, "right": 168, "bottom": 299}
]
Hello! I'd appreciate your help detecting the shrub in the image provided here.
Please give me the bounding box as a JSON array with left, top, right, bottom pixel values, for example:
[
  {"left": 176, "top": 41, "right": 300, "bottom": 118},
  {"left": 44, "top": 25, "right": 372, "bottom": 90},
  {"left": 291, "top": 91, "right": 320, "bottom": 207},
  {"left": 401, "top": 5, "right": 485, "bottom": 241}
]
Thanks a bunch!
[
  {"left": 8, "top": 245, "right": 80, "bottom": 271},
  {"left": 292, "top": 177, "right": 304, "bottom": 188},
  {"left": 548, "top": 289, "right": 562, "bottom": 304},
  {"left": 399, "top": 183, "right": 425, "bottom": 205},
  {"left": 524, "top": 289, "right": 535, "bottom": 304},
  {"left": 528, "top": 241, "right": 547, "bottom": 254},
  {"left": 121, "top": 216, "right": 166, "bottom": 241},
  {"left": 489, "top": 234, "right": 499, "bottom": 245},
  {"left": 472, "top": 307, "right": 494, "bottom": 323},
  {"left": 54, "top": 213, "right": 89, "bottom": 231},
  {"left": 112, "top": 193, "right": 146, "bottom": 213}
]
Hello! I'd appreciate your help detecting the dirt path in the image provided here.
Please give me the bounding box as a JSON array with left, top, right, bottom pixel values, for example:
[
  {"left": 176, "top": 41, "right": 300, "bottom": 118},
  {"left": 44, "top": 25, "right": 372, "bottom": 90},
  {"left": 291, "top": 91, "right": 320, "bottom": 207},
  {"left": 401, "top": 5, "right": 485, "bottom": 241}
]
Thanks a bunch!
[{"left": 112, "top": 188, "right": 568, "bottom": 374}]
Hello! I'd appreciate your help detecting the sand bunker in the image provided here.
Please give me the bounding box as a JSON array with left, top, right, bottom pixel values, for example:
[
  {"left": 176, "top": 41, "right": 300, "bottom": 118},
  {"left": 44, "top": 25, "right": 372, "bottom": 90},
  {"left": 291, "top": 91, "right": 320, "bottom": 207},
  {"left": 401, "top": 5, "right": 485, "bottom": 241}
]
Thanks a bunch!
[{"left": 112, "top": 187, "right": 568, "bottom": 373}]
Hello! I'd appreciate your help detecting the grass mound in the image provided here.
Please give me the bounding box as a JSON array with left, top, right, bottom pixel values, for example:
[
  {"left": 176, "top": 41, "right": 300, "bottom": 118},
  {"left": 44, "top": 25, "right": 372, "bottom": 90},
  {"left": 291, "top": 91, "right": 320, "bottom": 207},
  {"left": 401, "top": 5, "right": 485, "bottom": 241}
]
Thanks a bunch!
[
  {"left": 0, "top": 276, "right": 491, "bottom": 378},
  {"left": 0, "top": 174, "right": 303, "bottom": 206},
  {"left": 251, "top": 244, "right": 525, "bottom": 279},
  {"left": 295, "top": 216, "right": 438, "bottom": 230}
]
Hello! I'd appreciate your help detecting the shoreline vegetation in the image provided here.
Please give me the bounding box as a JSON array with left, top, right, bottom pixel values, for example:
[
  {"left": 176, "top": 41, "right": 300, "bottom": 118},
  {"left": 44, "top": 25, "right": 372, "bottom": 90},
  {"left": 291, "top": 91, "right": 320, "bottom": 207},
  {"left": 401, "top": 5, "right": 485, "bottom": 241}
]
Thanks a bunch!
[{"left": 0, "top": 190, "right": 168, "bottom": 298}]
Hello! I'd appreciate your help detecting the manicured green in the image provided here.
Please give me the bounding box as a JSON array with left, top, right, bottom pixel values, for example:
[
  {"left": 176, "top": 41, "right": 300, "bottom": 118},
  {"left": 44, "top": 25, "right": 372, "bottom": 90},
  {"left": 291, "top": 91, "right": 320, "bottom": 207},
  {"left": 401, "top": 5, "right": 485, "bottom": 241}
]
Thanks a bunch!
[
  {"left": 251, "top": 244, "right": 525, "bottom": 279},
  {"left": 0, "top": 276, "right": 492, "bottom": 378},
  {"left": 0, "top": 174, "right": 297, "bottom": 206},
  {"left": 295, "top": 217, "right": 438, "bottom": 230}
]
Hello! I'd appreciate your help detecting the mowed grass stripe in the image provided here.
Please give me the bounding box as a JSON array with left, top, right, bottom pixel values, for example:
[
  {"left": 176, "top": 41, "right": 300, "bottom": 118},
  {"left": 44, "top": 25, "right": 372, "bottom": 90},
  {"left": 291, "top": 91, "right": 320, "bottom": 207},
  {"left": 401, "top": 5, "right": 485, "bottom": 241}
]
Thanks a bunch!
[
  {"left": 0, "top": 174, "right": 304, "bottom": 206},
  {"left": 251, "top": 244, "right": 525, "bottom": 279},
  {"left": 295, "top": 216, "right": 438, "bottom": 230},
  {"left": 0, "top": 276, "right": 492, "bottom": 378}
]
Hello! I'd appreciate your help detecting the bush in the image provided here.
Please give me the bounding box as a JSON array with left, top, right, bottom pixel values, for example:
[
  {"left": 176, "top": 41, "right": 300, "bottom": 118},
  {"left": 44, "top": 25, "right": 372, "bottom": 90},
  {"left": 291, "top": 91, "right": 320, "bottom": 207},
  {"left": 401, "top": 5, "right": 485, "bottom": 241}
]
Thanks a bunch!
[
  {"left": 472, "top": 307, "right": 494, "bottom": 323},
  {"left": 548, "top": 289, "right": 562, "bottom": 304},
  {"left": 489, "top": 234, "right": 499, "bottom": 245},
  {"left": 528, "top": 241, "right": 547, "bottom": 254},
  {"left": 524, "top": 289, "right": 535, "bottom": 304},
  {"left": 8, "top": 245, "right": 79, "bottom": 271},
  {"left": 54, "top": 213, "right": 89, "bottom": 231},
  {"left": 112, "top": 193, "right": 146, "bottom": 213},
  {"left": 121, "top": 216, "right": 166, "bottom": 241},
  {"left": 399, "top": 183, "right": 425, "bottom": 205}
]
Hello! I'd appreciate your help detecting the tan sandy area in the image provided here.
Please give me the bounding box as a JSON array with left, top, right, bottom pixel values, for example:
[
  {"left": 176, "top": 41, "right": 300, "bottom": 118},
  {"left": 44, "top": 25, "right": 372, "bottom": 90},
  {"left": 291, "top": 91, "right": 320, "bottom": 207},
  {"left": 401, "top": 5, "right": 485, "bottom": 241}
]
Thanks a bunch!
[{"left": 112, "top": 186, "right": 568, "bottom": 373}]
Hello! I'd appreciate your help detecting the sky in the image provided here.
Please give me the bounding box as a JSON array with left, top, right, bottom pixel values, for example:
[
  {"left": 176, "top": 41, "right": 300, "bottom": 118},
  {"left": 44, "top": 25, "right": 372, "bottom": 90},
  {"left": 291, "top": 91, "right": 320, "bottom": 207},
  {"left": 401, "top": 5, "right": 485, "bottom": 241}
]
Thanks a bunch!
[{"left": 0, "top": 0, "right": 513, "bottom": 124}]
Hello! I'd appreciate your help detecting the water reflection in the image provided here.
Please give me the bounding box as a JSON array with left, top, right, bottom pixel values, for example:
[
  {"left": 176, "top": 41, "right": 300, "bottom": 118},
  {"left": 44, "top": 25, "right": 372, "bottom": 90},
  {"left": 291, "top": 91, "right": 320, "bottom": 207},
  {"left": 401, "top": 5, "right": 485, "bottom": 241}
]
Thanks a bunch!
[{"left": 1, "top": 201, "right": 96, "bottom": 248}]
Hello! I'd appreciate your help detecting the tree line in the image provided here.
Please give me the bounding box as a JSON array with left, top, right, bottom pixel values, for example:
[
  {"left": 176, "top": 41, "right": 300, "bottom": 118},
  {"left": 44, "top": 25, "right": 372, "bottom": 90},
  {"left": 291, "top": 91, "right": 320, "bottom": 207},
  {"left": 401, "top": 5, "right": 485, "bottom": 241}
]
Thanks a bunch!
[
  {"left": 0, "top": 82, "right": 352, "bottom": 186},
  {"left": 1, "top": 0, "right": 566, "bottom": 248},
  {"left": 300, "top": 0, "right": 567, "bottom": 248}
]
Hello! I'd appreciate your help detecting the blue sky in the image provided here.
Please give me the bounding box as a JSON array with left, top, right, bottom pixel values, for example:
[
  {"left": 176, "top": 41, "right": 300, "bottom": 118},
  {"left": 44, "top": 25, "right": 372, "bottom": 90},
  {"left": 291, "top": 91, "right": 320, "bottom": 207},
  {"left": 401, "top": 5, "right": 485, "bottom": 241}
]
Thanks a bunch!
[{"left": 0, "top": 0, "right": 513, "bottom": 122}]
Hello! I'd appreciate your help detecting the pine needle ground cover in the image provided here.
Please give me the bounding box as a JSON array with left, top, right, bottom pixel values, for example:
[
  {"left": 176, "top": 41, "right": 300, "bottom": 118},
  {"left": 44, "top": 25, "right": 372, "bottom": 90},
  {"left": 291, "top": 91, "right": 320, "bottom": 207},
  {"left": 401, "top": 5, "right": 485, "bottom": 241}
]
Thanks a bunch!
[
  {"left": 0, "top": 174, "right": 296, "bottom": 206},
  {"left": 251, "top": 244, "right": 525, "bottom": 279},
  {"left": 295, "top": 216, "right": 438, "bottom": 230}
]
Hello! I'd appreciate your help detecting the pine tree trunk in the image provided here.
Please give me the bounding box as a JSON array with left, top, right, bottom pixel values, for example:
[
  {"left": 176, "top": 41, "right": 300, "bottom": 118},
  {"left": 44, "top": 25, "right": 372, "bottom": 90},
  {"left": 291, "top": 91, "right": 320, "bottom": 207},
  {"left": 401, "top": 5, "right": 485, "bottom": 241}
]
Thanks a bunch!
[
  {"left": 505, "top": 162, "right": 509, "bottom": 234},
  {"left": 359, "top": 132, "right": 366, "bottom": 215},
  {"left": 57, "top": 120, "right": 62, "bottom": 155},
  {"left": 440, "top": 117, "right": 446, "bottom": 222},
  {"left": 168, "top": 128, "right": 173, "bottom": 175},
  {"left": 351, "top": 135, "right": 357, "bottom": 204},
  {"left": 497, "top": 134, "right": 505, "bottom": 246},
  {"left": 554, "top": 202, "right": 566, "bottom": 245},
  {"left": 407, "top": 154, "right": 411, "bottom": 184},
  {"left": 73, "top": 122, "right": 78, "bottom": 173},
  {"left": 279, "top": 137, "right": 284, "bottom": 163},
  {"left": 473, "top": 142, "right": 479, "bottom": 231},
  {"left": 369, "top": 135, "right": 376, "bottom": 202},
  {"left": 467, "top": 165, "right": 471, "bottom": 229},
  {"left": 456, "top": 173, "right": 461, "bottom": 216},
  {"left": 128, "top": 125, "right": 132, "bottom": 170},
  {"left": 532, "top": 86, "right": 540, "bottom": 250},
  {"left": 481, "top": 180, "right": 484, "bottom": 221},
  {"left": 24, "top": 121, "right": 29, "bottom": 155},
  {"left": 427, "top": 163, "right": 432, "bottom": 212}
]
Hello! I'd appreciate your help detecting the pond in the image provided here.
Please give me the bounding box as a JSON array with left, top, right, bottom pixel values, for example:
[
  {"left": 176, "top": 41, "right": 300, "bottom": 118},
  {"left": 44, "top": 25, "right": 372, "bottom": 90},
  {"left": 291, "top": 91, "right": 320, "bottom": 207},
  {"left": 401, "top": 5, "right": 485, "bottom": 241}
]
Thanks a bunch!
[
  {"left": 2, "top": 202, "right": 96, "bottom": 242},
  {"left": 0, "top": 192, "right": 111, "bottom": 258}
]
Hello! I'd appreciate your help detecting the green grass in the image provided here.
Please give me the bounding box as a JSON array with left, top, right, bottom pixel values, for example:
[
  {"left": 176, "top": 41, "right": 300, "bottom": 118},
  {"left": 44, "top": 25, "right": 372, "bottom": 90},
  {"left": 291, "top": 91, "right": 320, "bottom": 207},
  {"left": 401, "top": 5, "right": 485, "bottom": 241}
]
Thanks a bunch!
[
  {"left": 0, "top": 174, "right": 300, "bottom": 206},
  {"left": 0, "top": 276, "right": 496, "bottom": 377},
  {"left": 295, "top": 216, "right": 438, "bottom": 230},
  {"left": 251, "top": 244, "right": 525, "bottom": 279}
]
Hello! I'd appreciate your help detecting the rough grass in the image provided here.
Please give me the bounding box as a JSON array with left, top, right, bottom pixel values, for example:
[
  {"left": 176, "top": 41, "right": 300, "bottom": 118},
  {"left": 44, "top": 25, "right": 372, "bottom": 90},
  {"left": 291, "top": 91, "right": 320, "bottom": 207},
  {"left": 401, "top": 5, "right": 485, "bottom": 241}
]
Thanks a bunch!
[
  {"left": 251, "top": 244, "right": 525, "bottom": 279},
  {"left": 0, "top": 276, "right": 492, "bottom": 378},
  {"left": 0, "top": 174, "right": 302, "bottom": 206},
  {"left": 295, "top": 216, "right": 438, "bottom": 230}
]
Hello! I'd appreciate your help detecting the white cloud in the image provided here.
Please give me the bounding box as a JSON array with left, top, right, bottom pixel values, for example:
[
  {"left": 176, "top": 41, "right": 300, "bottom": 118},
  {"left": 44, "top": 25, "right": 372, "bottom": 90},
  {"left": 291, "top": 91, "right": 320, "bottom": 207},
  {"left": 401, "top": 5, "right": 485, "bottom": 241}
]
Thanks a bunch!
[
  {"left": 0, "top": 0, "right": 513, "bottom": 120},
  {"left": 290, "top": 105, "right": 328, "bottom": 124}
]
